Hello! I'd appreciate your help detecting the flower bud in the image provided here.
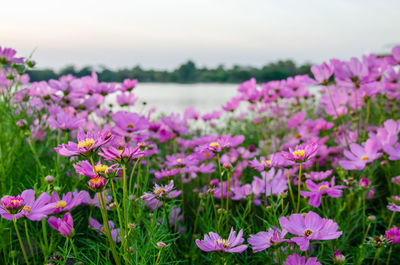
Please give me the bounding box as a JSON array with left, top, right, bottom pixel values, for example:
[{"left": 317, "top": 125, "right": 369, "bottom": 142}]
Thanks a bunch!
[
  {"left": 128, "top": 247, "right": 134, "bottom": 253},
  {"left": 223, "top": 162, "right": 233, "bottom": 171},
  {"left": 45, "top": 175, "right": 55, "bottom": 184},
  {"left": 16, "top": 119, "right": 27, "bottom": 129},
  {"left": 210, "top": 179, "right": 219, "bottom": 186},
  {"left": 359, "top": 178, "right": 370, "bottom": 189},
  {"left": 333, "top": 250, "right": 345, "bottom": 264},
  {"left": 157, "top": 242, "right": 167, "bottom": 248},
  {"left": 367, "top": 215, "right": 376, "bottom": 222},
  {"left": 88, "top": 177, "right": 106, "bottom": 192},
  {"left": 129, "top": 195, "right": 136, "bottom": 201}
]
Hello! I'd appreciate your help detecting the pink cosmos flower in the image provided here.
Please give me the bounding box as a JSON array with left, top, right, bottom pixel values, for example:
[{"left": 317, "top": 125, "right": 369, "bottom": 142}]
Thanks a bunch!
[
  {"left": 89, "top": 217, "right": 120, "bottom": 243},
  {"left": 359, "top": 178, "right": 370, "bottom": 189},
  {"left": 196, "top": 227, "right": 248, "bottom": 253},
  {"left": 339, "top": 139, "right": 382, "bottom": 170},
  {"left": 279, "top": 211, "right": 342, "bottom": 251},
  {"left": 248, "top": 227, "right": 288, "bottom": 252},
  {"left": 112, "top": 111, "right": 150, "bottom": 135},
  {"left": 141, "top": 180, "right": 181, "bottom": 202},
  {"left": 55, "top": 128, "right": 112, "bottom": 157},
  {"left": 1, "top": 190, "right": 56, "bottom": 221},
  {"left": 249, "top": 154, "right": 285, "bottom": 171},
  {"left": 305, "top": 170, "right": 333, "bottom": 181},
  {"left": 387, "top": 203, "right": 400, "bottom": 212},
  {"left": 116, "top": 92, "right": 137, "bottom": 106},
  {"left": 120, "top": 78, "right": 137, "bottom": 92},
  {"left": 284, "top": 253, "right": 321, "bottom": 265},
  {"left": 88, "top": 177, "right": 107, "bottom": 192},
  {"left": 154, "top": 168, "right": 180, "bottom": 180},
  {"left": 311, "top": 62, "right": 334, "bottom": 84},
  {"left": 281, "top": 142, "right": 318, "bottom": 163},
  {"left": 300, "top": 177, "right": 347, "bottom": 207},
  {"left": 385, "top": 227, "right": 400, "bottom": 244},
  {"left": 99, "top": 145, "right": 144, "bottom": 164},
  {"left": 48, "top": 112, "right": 84, "bottom": 131},
  {"left": 0, "top": 46, "right": 24, "bottom": 64},
  {"left": 50, "top": 190, "right": 87, "bottom": 214},
  {"left": 48, "top": 212, "right": 74, "bottom": 237}
]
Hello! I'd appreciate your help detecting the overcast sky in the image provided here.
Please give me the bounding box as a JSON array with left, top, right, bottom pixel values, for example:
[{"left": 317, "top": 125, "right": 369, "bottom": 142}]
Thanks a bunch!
[{"left": 1, "top": 0, "right": 400, "bottom": 70}]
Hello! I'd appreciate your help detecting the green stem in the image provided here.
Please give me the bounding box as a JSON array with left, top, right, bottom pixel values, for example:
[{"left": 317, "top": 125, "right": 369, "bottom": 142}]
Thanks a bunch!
[
  {"left": 386, "top": 245, "right": 393, "bottom": 265},
  {"left": 287, "top": 173, "right": 295, "bottom": 209},
  {"left": 362, "top": 191, "right": 366, "bottom": 236},
  {"left": 387, "top": 211, "right": 395, "bottom": 229},
  {"left": 296, "top": 163, "right": 302, "bottom": 213},
  {"left": 155, "top": 248, "right": 163, "bottom": 265},
  {"left": 129, "top": 158, "right": 140, "bottom": 196},
  {"left": 217, "top": 154, "right": 223, "bottom": 209},
  {"left": 69, "top": 237, "right": 78, "bottom": 259},
  {"left": 41, "top": 219, "right": 49, "bottom": 259},
  {"left": 122, "top": 164, "right": 128, "bottom": 250},
  {"left": 24, "top": 220, "right": 36, "bottom": 264},
  {"left": 13, "top": 215, "right": 30, "bottom": 265},
  {"left": 225, "top": 171, "right": 230, "bottom": 229},
  {"left": 110, "top": 179, "right": 125, "bottom": 249},
  {"left": 98, "top": 192, "right": 121, "bottom": 265}
]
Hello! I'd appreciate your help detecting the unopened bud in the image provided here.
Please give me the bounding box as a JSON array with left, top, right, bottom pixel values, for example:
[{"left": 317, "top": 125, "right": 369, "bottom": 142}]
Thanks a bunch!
[
  {"left": 157, "top": 242, "right": 167, "bottom": 248},
  {"left": 45, "top": 175, "right": 55, "bottom": 184}
]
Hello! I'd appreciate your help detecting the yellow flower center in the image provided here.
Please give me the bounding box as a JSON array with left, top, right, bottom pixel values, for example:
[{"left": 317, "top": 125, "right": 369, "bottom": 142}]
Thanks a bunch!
[
  {"left": 95, "top": 164, "right": 109, "bottom": 173},
  {"left": 23, "top": 206, "right": 31, "bottom": 213},
  {"left": 295, "top": 133, "right": 301, "bottom": 139},
  {"left": 118, "top": 149, "right": 123, "bottom": 154},
  {"left": 217, "top": 238, "right": 230, "bottom": 248},
  {"left": 292, "top": 149, "right": 305, "bottom": 158},
  {"left": 361, "top": 155, "right": 369, "bottom": 161},
  {"left": 209, "top": 142, "right": 220, "bottom": 148},
  {"left": 127, "top": 124, "right": 134, "bottom": 129},
  {"left": 319, "top": 185, "right": 329, "bottom": 191},
  {"left": 61, "top": 123, "right": 65, "bottom": 128},
  {"left": 154, "top": 187, "right": 165, "bottom": 195},
  {"left": 55, "top": 200, "right": 67, "bottom": 209},
  {"left": 304, "top": 229, "right": 314, "bottom": 237},
  {"left": 78, "top": 138, "right": 95, "bottom": 149},
  {"left": 177, "top": 158, "right": 182, "bottom": 163},
  {"left": 90, "top": 178, "right": 103, "bottom": 184},
  {"left": 204, "top": 152, "right": 210, "bottom": 157}
]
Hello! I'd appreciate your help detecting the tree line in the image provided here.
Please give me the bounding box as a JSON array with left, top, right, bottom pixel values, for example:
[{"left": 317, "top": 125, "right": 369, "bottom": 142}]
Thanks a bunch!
[{"left": 27, "top": 60, "right": 312, "bottom": 83}]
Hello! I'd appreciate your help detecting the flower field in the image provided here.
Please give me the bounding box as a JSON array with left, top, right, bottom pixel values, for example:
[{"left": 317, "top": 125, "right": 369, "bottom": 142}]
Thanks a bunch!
[{"left": 0, "top": 46, "right": 400, "bottom": 264}]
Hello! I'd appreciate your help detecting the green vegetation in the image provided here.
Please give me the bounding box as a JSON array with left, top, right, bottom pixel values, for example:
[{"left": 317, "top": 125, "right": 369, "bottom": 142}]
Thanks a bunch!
[{"left": 27, "top": 60, "right": 312, "bottom": 83}]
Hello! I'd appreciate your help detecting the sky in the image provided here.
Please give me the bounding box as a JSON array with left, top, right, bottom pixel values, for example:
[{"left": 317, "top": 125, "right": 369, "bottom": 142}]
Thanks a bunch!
[{"left": 1, "top": 0, "right": 400, "bottom": 71}]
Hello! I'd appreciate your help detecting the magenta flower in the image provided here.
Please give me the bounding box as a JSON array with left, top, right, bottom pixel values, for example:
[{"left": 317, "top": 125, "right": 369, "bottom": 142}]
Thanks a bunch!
[
  {"left": 116, "top": 92, "right": 137, "bottom": 106},
  {"left": 48, "top": 212, "right": 74, "bottom": 237},
  {"left": 387, "top": 203, "right": 400, "bottom": 212},
  {"left": 141, "top": 180, "right": 181, "bottom": 202},
  {"left": 1, "top": 190, "right": 56, "bottom": 221},
  {"left": 279, "top": 211, "right": 342, "bottom": 251},
  {"left": 300, "top": 177, "right": 347, "bottom": 207},
  {"left": 54, "top": 128, "right": 112, "bottom": 157},
  {"left": 154, "top": 168, "right": 180, "bottom": 180},
  {"left": 281, "top": 142, "right": 318, "bottom": 163},
  {"left": 311, "top": 62, "right": 334, "bottom": 85},
  {"left": 51, "top": 190, "right": 87, "bottom": 214},
  {"left": 0, "top": 195, "right": 24, "bottom": 214},
  {"left": 248, "top": 227, "right": 288, "bottom": 252},
  {"left": 195, "top": 227, "right": 248, "bottom": 253},
  {"left": 385, "top": 227, "right": 400, "bottom": 244},
  {"left": 48, "top": 112, "right": 84, "bottom": 131},
  {"left": 99, "top": 145, "right": 144, "bottom": 164},
  {"left": 112, "top": 111, "right": 150, "bottom": 134},
  {"left": 249, "top": 154, "right": 285, "bottom": 171},
  {"left": 89, "top": 217, "right": 120, "bottom": 243},
  {"left": 339, "top": 139, "right": 382, "bottom": 170},
  {"left": 0, "top": 46, "right": 24, "bottom": 64},
  {"left": 120, "top": 78, "right": 137, "bottom": 92},
  {"left": 284, "top": 253, "right": 321, "bottom": 265}
]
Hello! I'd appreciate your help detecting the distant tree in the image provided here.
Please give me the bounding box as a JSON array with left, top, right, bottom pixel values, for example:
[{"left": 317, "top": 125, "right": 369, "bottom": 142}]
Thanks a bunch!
[{"left": 177, "top": 60, "right": 197, "bottom": 83}]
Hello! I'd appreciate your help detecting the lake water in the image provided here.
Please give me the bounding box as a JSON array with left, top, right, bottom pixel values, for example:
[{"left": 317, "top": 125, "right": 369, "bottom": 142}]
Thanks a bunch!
[{"left": 117, "top": 83, "right": 239, "bottom": 114}]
